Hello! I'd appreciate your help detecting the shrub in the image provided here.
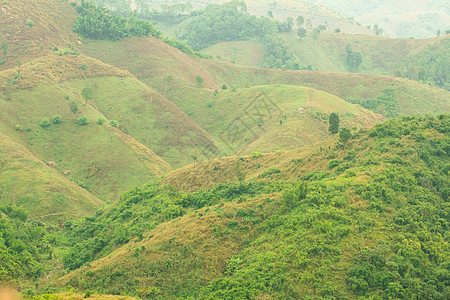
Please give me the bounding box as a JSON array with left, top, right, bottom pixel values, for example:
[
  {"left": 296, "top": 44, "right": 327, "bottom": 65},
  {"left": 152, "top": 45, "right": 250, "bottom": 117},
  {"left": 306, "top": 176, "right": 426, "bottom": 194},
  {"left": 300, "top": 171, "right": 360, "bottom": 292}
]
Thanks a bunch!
[
  {"left": 39, "top": 118, "right": 51, "bottom": 128},
  {"left": 77, "top": 116, "right": 88, "bottom": 126},
  {"left": 15, "top": 124, "right": 22, "bottom": 131},
  {"left": 96, "top": 117, "right": 106, "bottom": 125},
  {"left": 252, "top": 152, "right": 263, "bottom": 159},
  {"left": 70, "top": 101, "right": 78, "bottom": 114},
  {"left": 52, "top": 115, "right": 62, "bottom": 124},
  {"left": 109, "top": 120, "right": 119, "bottom": 127},
  {"left": 26, "top": 20, "right": 34, "bottom": 27}
]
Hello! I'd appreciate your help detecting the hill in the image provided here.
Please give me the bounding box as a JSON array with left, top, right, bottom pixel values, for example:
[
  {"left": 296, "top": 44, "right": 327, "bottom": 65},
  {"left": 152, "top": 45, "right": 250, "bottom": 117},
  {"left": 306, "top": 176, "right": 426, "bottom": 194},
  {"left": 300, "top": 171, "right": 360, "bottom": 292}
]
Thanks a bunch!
[
  {"left": 79, "top": 36, "right": 450, "bottom": 120},
  {"left": 0, "top": 129, "right": 103, "bottom": 220},
  {"left": 0, "top": 54, "right": 174, "bottom": 204},
  {"left": 301, "top": 0, "right": 450, "bottom": 38},
  {"left": 0, "top": 0, "right": 80, "bottom": 71},
  {"left": 204, "top": 32, "right": 450, "bottom": 90},
  {"left": 53, "top": 115, "right": 449, "bottom": 299}
]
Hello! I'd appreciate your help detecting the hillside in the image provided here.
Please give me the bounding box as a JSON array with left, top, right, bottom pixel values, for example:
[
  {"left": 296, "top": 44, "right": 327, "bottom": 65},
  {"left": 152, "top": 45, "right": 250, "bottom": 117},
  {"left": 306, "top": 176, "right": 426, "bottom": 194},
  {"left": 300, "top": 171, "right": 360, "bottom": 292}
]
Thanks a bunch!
[
  {"left": 79, "top": 36, "right": 450, "bottom": 120},
  {"left": 53, "top": 115, "right": 449, "bottom": 299},
  {"left": 301, "top": 0, "right": 450, "bottom": 38},
  {"left": 0, "top": 54, "right": 176, "bottom": 203},
  {"left": 0, "top": 0, "right": 80, "bottom": 71},
  {"left": 0, "top": 130, "right": 103, "bottom": 220},
  {"left": 204, "top": 32, "right": 450, "bottom": 90}
]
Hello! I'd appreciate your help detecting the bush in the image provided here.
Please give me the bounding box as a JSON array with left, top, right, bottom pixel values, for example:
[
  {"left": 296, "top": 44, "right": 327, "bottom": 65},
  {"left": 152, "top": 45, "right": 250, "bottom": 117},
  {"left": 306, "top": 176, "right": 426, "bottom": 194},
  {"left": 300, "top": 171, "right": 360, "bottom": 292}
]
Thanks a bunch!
[
  {"left": 77, "top": 116, "right": 88, "bottom": 126},
  {"left": 52, "top": 115, "right": 62, "bottom": 124},
  {"left": 40, "top": 118, "right": 51, "bottom": 128},
  {"left": 15, "top": 124, "right": 22, "bottom": 131},
  {"left": 96, "top": 117, "right": 106, "bottom": 125},
  {"left": 70, "top": 101, "right": 78, "bottom": 114},
  {"left": 109, "top": 120, "right": 119, "bottom": 127},
  {"left": 26, "top": 20, "right": 34, "bottom": 27}
]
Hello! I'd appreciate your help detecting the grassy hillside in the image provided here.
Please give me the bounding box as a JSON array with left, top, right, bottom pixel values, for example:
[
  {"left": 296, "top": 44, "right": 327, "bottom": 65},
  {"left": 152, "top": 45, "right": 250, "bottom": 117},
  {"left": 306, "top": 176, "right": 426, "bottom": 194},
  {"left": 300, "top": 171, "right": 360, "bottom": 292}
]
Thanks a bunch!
[
  {"left": 204, "top": 32, "right": 450, "bottom": 83},
  {"left": 79, "top": 36, "right": 450, "bottom": 120},
  {"left": 0, "top": 54, "right": 176, "bottom": 205},
  {"left": 0, "top": 0, "right": 80, "bottom": 71},
  {"left": 49, "top": 115, "right": 449, "bottom": 299},
  {"left": 0, "top": 130, "right": 103, "bottom": 220},
  {"left": 181, "top": 84, "right": 384, "bottom": 155},
  {"left": 301, "top": 0, "right": 450, "bottom": 38}
]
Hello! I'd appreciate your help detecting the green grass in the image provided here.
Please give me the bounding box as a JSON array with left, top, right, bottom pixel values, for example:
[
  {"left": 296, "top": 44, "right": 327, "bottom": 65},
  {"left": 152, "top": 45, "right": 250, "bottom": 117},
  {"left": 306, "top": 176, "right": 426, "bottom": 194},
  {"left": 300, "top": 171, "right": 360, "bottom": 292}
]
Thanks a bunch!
[
  {"left": 0, "top": 77, "right": 170, "bottom": 206},
  {"left": 184, "top": 84, "right": 383, "bottom": 155},
  {"left": 0, "top": 130, "right": 103, "bottom": 219},
  {"left": 79, "top": 36, "right": 450, "bottom": 122}
]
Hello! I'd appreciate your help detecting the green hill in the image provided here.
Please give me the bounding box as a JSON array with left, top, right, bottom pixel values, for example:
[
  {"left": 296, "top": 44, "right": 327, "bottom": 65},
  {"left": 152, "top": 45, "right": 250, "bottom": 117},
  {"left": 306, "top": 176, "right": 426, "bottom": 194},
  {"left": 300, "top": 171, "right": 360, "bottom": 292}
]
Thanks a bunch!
[
  {"left": 53, "top": 115, "right": 449, "bottom": 299},
  {"left": 79, "top": 35, "right": 450, "bottom": 120}
]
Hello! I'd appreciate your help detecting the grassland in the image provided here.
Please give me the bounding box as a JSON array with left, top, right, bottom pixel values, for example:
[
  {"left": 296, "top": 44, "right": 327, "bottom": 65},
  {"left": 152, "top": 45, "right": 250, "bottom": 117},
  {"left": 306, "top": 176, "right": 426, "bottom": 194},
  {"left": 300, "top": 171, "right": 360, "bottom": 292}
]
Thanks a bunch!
[{"left": 80, "top": 36, "right": 450, "bottom": 120}]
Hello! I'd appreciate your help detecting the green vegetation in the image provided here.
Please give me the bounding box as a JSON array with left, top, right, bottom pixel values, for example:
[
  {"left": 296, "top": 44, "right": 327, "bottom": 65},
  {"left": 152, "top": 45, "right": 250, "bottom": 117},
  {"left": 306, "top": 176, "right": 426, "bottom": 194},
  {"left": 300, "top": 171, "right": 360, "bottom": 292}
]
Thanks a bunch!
[
  {"left": 74, "top": 0, "right": 160, "bottom": 41},
  {"left": 9, "top": 115, "right": 444, "bottom": 299},
  {"left": 396, "top": 38, "right": 450, "bottom": 90},
  {"left": 348, "top": 88, "right": 399, "bottom": 118},
  {"left": 77, "top": 115, "right": 88, "bottom": 126},
  {"left": 52, "top": 114, "right": 62, "bottom": 124},
  {"left": 39, "top": 118, "right": 51, "bottom": 128},
  {"left": 329, "top": 112, "right": 340, "bottom": 134}
]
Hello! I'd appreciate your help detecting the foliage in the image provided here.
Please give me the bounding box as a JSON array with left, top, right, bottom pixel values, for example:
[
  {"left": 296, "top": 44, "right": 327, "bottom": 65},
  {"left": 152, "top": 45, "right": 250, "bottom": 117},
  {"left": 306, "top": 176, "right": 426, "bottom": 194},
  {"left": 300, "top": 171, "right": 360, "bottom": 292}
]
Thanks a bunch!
[
  {"left": 96, "top": 117, "right": 105, "bottom": 125},
  {"left": 179, "top": 1, "right": 281, "bottom": 50},
  {"left": 70, "top": 101, "right": 78, "bottom": 114},
  {"left": 339, "top": 128, "right": 352, "bottom": 144},
  {"left": 348, "top": 88, "right": 399, "bottom": 118},
  {"left": 39, "top": 118, "right": 51, "bottom": 128},
  {"left": 52, "top": 115, "right": 62, "bottom": 124},
  {"left": 261, "top": 36, "right": 302, "bottom": 70},
  {"left": 77, "top": 116, "right": 88, "bottom": 126},
  {"left": 74, "top": 0, "right": 161, "bottom": 41},
  {"left": 328, "top": 112, "right": 339, "bottom": 134},
  {"left": 109, "top": 119, "right": 119, "bottom": 128},
  {"left": 396, "top": 38, "right": 450, "bottom": 90},
  {"left": 0, "top": 205, "right": 52, "bottom": 282},
  {"left": 345, "top": 44, "right": 362, "bottom": 71}
]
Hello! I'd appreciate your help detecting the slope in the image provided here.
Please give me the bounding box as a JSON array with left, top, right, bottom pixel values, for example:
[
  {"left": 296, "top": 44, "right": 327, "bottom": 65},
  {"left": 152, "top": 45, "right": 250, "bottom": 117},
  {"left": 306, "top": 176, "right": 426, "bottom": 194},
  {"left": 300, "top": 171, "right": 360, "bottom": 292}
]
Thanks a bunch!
[
  {"left": 0, "top": 0, "right": 80, "bottom": 71},
  {"left": 0, "top": 129, "right": 103, "bottom": 220},
  {"left": 0, "top": 54, "right": 173, "bottom": 203},
  {"left": 182, "top": 84, "right": 384, "bottom": 156},
  {"left": 55, "top": 115, "right": 449, "bottom": 299},
  {"left": 79, "top": 36, "right": 450, "bottom": 121}
]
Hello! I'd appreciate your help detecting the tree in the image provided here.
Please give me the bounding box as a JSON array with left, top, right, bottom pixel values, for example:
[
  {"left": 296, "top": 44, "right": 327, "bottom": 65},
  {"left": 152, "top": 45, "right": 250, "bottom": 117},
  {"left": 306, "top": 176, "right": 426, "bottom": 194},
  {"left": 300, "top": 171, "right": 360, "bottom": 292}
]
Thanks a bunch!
[
  {"left": 81, "top": 88, "right": 93, "bottom": 106},
  {"left": 296, "top": 16, "right": 304, "bottom": 28},
  {"left": 191, "top": 155, "right": 198, "bottom": 166},
  {"left": 70, "top": 101, "right": 78, "bottom": 114},
  {"left": 305, "top": 19, "right": 312, "bottom": 30},
  {"left": 436, "top": 29, "right": 441, "bottom": 36},
  {"left": 267, "top": 10, "right": 273, "bottom": 18},
  {"left": 335, "top": 28, "right": 341, "bottom": 33},
  {"left": 195, "top": 75, "right": 204, "bottom": 86},
  {"left": 329, "top": 112, "right": 339, "bottom": 134},
  {"left": 339, "top": 128, "right": 352, "bottom": 144},
  {"left": 297, "top": 27, "right": 306, "bottom": 38},
  {"left": 40, "top": 118, "right": 51, "bottom": 128}
]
